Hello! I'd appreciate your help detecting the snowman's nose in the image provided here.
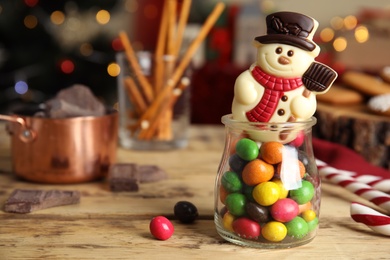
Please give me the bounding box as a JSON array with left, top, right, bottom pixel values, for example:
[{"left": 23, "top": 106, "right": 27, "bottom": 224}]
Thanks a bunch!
[{"left": 278, "top": 56, "right": 290, "bottom": 65}]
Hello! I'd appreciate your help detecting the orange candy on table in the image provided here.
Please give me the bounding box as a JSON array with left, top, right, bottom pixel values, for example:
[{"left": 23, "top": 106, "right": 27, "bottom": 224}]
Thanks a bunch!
[
  {"left": 242, "top": 159, "right": 274, "bottom": 186},
  {"left": 260, "top": 142, "right": 284, "bottom": 164}
]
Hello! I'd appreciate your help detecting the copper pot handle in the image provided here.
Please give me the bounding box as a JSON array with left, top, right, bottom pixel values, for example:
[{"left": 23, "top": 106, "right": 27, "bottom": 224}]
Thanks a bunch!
[{"left": 0, "top": 114, "right": 36, "bottom": 142}]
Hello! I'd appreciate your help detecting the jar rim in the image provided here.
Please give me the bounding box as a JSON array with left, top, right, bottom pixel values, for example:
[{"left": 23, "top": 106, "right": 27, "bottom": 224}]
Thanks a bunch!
[{"left": 221, "top": 114, "right": 317, "bottom": 129}]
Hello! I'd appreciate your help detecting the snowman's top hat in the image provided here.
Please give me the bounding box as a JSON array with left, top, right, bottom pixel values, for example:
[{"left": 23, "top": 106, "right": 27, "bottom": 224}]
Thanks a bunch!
[{"left": 255, "top": 12, "right": 319, "bottom": 51}]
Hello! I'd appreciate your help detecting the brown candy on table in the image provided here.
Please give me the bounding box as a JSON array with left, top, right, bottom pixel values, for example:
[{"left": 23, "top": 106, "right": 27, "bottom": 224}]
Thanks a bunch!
[
  {"left": 45, "top": 84, "right": 106, "bottom": 118},
  {"left": 4, "top": 189, "right": 81, "bottom": 214},
  {"left": 302, "top": 62, "right": 338, "bottom": 93}
]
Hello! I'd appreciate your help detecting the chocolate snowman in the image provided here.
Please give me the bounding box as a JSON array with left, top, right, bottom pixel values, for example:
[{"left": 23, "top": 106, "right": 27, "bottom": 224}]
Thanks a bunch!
[{"left": 232, "top": 12, "right": 337, "bottom": 141}]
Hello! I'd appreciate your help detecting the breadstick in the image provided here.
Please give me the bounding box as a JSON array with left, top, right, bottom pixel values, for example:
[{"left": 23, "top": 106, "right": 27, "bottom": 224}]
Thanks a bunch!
[
  {"left": 138, "top": 77, "right": 190, "bottom": 140},
  {"left": 174, "top": 0, "right": 192, "bottom": 56},
  {"left": 167, "top": 0, "right": 177, "bottom": 56},
  {"left": 135, "top": 2, "right": 226, "bottom": 130},
  {"left": 123, "top": 77, "right": 147, "bottom": 115},
  {"left": 119, "top": 31, "right": 154, "bottom": 103},
  {"left": 154, "top": 0, "right": 170, "bottom": 93}
]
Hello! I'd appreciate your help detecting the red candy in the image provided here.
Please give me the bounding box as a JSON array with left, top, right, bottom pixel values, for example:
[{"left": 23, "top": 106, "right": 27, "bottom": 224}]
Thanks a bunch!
[
  {"left": 270, "top": 198, "right": 299, "bottom": 223},
  {"left": 289, "top": 131, "right": 305, "bottom": 147},
  {"left": 149, "top": 216, "right": 174, "bottom": 240},
  {"left": 232, "top": 217, "right": 261, "bottom": 239}
]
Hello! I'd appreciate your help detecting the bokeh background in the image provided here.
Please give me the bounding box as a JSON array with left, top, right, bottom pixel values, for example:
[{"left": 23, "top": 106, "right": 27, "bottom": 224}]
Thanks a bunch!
[{"left": 0, "top": 0, "right": 389, "bottom": 123}]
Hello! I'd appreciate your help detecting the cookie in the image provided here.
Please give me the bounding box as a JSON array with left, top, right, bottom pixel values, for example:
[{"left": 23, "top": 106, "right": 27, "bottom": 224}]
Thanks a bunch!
[
  {"left": 316, "top": 84, "right": 364, "bottom": 105},
  {"left": 368, "top": 93, "right": 390, "bottom": 117},
  {"left": 380, "top": 66, "right": 390, "bottom": 84},
  {"left": 342, "top": 71, "right": 390, "bottom": 96}
]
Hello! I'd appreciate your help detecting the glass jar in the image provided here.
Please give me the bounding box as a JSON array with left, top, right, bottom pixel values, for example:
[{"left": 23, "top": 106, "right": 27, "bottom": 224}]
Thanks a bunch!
[
  {"left": 214, "top": 114, "right": 320, "bottom": 248},
  {"left": 116, "top": 51, "right": 191, "bottom": 150}
]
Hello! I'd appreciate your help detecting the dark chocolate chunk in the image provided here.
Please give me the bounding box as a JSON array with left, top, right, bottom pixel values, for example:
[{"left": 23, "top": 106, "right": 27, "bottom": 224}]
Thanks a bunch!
[
  {"left": 4, "top": 189, "right": 80, "bottom": 214},
  {"left": 45, "top": 84, "right": 106, "bottom": 118},
  {"left": 108, "top": 163, "right": 140, "bottom": 192},
  {"left": 108, "top": 164, "right": 168, "bottom": 192}
]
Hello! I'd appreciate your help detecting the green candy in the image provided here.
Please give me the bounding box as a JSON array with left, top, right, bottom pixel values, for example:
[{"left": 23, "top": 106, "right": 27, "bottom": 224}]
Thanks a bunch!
[
  {"left": 221, "top": 171, "right": 242, "bottom": 193},
  {"left": 225, "top": 193, "right": 247, "bottom": 216},
  {"left": 242, "top": 184, "right": 255, "bottom": 202},
  {"left": 307, "top": 217, "right": 319, "bottom": 232},
  {"left": 235, "top": 138, "right": 259, "bottom": 161},
  {"left": 285, "top": 216, "right": 309, "bottom": 238},
  {"left": 290, "top": 180, "right": 315, "bottom": 205}
]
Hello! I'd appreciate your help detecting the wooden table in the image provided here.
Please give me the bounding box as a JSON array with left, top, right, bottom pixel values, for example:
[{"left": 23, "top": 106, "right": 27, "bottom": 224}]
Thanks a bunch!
[{"left": 0, "top": 124, "right": 388, "bottom": 259}]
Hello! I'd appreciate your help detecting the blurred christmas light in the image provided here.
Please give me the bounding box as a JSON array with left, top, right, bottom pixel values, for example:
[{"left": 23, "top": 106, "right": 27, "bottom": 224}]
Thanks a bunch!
[
  {"left": 320, "top": 27, "right": 334, "bottom": 42},
  {"left": 260, "top": 0, "right": 275, "bottom": 13},
  {"left": 330, "top": 16, "right": 344, "bottom": 30},
  {"left": 96, "top": 10, "right": 110, "bottom": 25},
  {"left": 111, "top": 37, "right": 123, "bottom": 51},
  {"left": 51, "top": 11, "right": 65, "bottom": 25},
  {"left": 60, "top": 59, "right": 75, "bottom": 74},
  {"left": 24, "top": 15, "right": 38, "bottom": 29},
  {"left": 107, "top": 62, "right": 120, "bottom": 77},
  {"left": 333, "top": 37, "right": 347, "bottom": 52},
  {"left": 24, "top": 0, "right": 39, "bottom": 8},
  {"left": 80, "top": 43, "right": 93, "bottom": 56},
  {"left": 355, "top": 25, "right": 369, "bottom": 43},
  {"left": 15, "top": 81, "right": 29, "bottom": 95},
  {"left": 344, "top": 15, "right": 357, "bottom": 30}
]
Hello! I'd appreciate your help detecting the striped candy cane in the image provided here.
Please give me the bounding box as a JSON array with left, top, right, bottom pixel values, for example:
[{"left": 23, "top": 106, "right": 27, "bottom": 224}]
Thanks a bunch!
[
  {"left": 317, "top": 161, "right": 390, "bottom": 214},
  {"left": 350, "top": 202, "right": 390, "bottom": 236},
  {"left": 316, "top": 159, "right": 390, "bottom": 193}
]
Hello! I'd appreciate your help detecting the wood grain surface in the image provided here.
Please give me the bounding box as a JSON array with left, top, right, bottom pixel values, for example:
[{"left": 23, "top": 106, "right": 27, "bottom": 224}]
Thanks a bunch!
[{"left": 0, "top": 123, "right": 389, "bottom": 260}]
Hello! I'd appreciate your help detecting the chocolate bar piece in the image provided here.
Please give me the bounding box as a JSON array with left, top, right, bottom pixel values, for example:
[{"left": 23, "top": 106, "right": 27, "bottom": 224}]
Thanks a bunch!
[
  {"left": 302, "top": 62, "right": 337, "bottom": 92},
  {"left": 108, "top": 164, "right": 168, "bottom": 191},
  {"left": 4, "top": 189, "right": 80, "bottom": 214},
  {"left": 108, "top": 163, "right": 140, "bottom": 192},
  {"left": 45, "top": 84, "right": 106, "bottom": 118}
]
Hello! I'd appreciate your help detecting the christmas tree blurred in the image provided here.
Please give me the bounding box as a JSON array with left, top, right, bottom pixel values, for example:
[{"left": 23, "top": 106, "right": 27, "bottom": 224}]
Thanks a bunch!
[{"left": 0, "top": 0, "right": 131, "bottom": 113}]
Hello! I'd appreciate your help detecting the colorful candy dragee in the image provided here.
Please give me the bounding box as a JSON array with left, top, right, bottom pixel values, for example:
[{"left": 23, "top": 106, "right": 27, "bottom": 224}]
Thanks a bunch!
[
  {"left": 216, "top": 135, "right": 320, "bottom": 247},
  {"left": 350, "top": 203, "right": 390, "bottom": 237}
]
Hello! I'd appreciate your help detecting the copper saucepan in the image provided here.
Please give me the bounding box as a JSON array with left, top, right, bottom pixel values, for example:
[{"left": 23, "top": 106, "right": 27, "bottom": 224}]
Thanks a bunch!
[{"left": 0, "top": 107, "right": 118, "bottom": 184}]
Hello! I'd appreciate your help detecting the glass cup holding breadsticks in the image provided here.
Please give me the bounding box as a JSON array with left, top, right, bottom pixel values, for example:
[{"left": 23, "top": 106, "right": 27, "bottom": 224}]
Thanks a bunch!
[
  {"left": 117, "top": 51, "right": 191, "bottom": 150},
  {"left": 116, "top": 2, "right": 225, "bottom": 149}
]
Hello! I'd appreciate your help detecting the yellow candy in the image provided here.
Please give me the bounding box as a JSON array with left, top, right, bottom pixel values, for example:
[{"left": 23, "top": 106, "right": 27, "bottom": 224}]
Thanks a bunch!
[
  {"left": 302, "top": 209, "right": 316, "bottom": 222},
  {"left": 252, "top": 181, "right": 280, "bottom": 206},
  {"left": 272, "top": 179, "right": 289, "bottom": 199},
  {"left": 222, "top": 212, "right": 235, "bottom": 232},
  {"left": 262, "top": 221, "right": 287, "bottom": 242}
]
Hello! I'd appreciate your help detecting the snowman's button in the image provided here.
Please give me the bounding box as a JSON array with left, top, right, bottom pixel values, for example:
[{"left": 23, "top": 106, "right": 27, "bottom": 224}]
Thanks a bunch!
[
  {"left": 277, "top": 109, "right": 285, "bottom": 116},
  {"left": 281, "top": 95, "right": 288, "bottom": 102}
]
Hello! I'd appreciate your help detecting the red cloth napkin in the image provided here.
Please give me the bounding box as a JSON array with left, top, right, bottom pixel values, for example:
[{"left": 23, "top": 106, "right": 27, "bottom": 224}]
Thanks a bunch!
[{"left": 313, "top": 137, "right": 390, "bottom": 179}]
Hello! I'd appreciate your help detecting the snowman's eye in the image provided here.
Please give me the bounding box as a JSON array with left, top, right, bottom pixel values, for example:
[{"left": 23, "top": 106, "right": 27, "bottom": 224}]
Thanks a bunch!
[
  {"left": 275, "top": 47, "right": 283, "bottom": 54},
  {"left": 287, "top": 50, "right": 294, "bottom": 57}
]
